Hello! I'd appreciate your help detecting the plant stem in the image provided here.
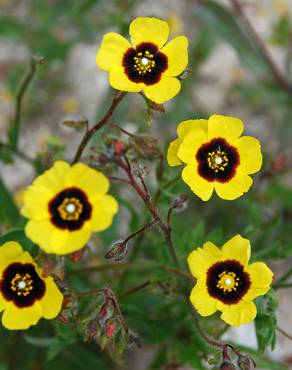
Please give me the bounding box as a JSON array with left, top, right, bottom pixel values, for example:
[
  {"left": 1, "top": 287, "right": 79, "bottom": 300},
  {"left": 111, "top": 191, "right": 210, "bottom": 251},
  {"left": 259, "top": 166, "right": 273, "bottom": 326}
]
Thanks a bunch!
[
  {"left": 0, "top": 141, "right": 35, "bottom": 166},
  {"left": 116, "top": 156, "right": 234, "bottom": 352},
  {"left": 123, "top": 219, "right": 158, "bottom": 244},
  {"left": 120, "top": 157, "right": 181, "bottom": 267},
  {"left": 230, "top": 0, "right": 292, "bottom": 94},
  {"left": 9, "top": 56, "right": 45, "bottom": 149},
  {"left": 120, "top": 280, "right": 151, "bottom": 299},
  {"left": 273, "top": 267, "right": 292, "bottom": 289},
  {"left": 276, "top": 326, "right": 292, "bottom": 342},
  {"left": 71, "top": 91, "right": 127, "bottom": 164},
  {"left": 71, "top": 261, "right": 192, "bottom": 281}
]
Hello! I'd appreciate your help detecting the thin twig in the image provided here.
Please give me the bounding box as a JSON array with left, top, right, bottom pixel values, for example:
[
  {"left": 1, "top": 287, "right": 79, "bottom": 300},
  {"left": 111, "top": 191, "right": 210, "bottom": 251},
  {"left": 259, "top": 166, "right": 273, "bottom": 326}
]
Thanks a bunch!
[
  {"left": 273, "top": 267, "right": 292, "bottom": 289},
  {"left": 167, "top": 205, "right": 176, "bottom": 231},
  {"left": 109, "top": 176, "right": 131, "bottom": 185},
  {"left": 109, "top": 122, "right": 136, "bottom": 138},
  {"left": 276, "top": 326, "right": 292, "bottom": 342},
  {"left": 230, "top": 0, "right": 291, "bottom": 94},
  {"left": 115, "top": 156, "right": 235, "bottom": 352},
  {"left": 120, "top": 280, "right": 151, "bottom": 299},
  {"left": 274, "top": 283, "right": 292, "bottom": 290},
  {"left": 0, "top": 142, "right": 35, "bottom": 166},
  {"left": 71, "top": 91, "right": 127, "bottom": 164},
  {"left": 117, "top": 156, "right": 181, "bottom": 267},
  {"left": 77, "top": 287, "right": 129, "bottom": 334},
  {"left": 123, "top": 219, "right": 158, "bottom": 244},
  {"left": 9, "top": 56, "right": 45, "bottom": 149},
  {"left": 70, "top": 261, "right": 193, "bottom": 281}
]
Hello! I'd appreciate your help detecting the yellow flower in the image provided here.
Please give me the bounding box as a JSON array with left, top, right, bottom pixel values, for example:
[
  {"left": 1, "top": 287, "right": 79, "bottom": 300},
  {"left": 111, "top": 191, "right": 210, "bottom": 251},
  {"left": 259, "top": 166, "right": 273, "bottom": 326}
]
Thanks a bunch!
[
  {"left": 0, "top": 241, "right": 63, "bottom": 330},
  {"left": 167, "top": 115, "right": 263, "bottom": 201},
  {"left": 21, "top": 161, "right": 118, "bottom": 255},
  {"left": 96, "top": 17, "right": 188, "bottom": 104},
  {"left": 188, "top": 235, "right": 273, "bottom": 326}
]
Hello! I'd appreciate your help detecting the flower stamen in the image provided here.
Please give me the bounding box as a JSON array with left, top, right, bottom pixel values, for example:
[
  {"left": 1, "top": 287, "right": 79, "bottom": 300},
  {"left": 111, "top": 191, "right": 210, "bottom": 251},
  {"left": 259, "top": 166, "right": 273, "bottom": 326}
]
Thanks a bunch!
[
  {"left": 57, "top": 197, "right": 83, "bottom": 221},
  {"left": 11, "top": 272, "right": 34, "bottom": 297},
  {"left": 217, "top": 271, "right": 240, "bottom": 293},
  {"left": 207, "top": 149, "right": 229, "bottom": 173},
  {"left": 133, "top": 50, "right": 156, "bottom": 76}
]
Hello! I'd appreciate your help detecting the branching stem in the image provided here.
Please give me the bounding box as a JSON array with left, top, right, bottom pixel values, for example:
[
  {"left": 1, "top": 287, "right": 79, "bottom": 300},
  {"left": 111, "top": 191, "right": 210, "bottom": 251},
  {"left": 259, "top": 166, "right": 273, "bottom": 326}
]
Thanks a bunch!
[{"left": 71, "top": 91, "right": 127, "bottom": 164}]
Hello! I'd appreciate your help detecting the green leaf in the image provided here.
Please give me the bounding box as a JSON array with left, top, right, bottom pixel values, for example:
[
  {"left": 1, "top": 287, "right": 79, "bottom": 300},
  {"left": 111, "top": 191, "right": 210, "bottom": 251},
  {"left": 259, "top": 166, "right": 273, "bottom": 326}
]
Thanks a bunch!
[
  {"left": 255, "top": 291, "right": 278, "bottom": 352},
  {"left": 174, "top": 220, "right": 205, "bottom": 255},
  {"left": 270, "top": 15, "right": 291, "bottom": 46},
  {"left": 267, "top": 183, "right": 292, "bottom": 208},
  {"left": 0, "top": 229, "right": 36, "bottom": 253},
  {"left": 47, "top": 324, "right": 77, "bottom": 361},
  {"left": 0, "top": 146, "right": 14, "bottom": 164}
]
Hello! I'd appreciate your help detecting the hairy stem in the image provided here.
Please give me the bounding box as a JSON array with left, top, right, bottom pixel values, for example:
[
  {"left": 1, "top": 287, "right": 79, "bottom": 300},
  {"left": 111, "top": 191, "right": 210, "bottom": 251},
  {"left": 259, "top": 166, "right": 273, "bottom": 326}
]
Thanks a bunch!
[
  {"left": 71, "top": 91, "right": 127, "bottom": 164},
  {"left": 117, "top": 156, "right": 233, "bottom": 351}
]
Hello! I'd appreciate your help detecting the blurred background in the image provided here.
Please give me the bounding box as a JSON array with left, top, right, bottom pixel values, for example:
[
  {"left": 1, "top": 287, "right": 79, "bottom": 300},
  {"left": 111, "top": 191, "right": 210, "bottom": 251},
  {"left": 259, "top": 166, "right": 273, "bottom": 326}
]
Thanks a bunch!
[{"left": 0, "top": 0, "right": 292, "bottom": 369}]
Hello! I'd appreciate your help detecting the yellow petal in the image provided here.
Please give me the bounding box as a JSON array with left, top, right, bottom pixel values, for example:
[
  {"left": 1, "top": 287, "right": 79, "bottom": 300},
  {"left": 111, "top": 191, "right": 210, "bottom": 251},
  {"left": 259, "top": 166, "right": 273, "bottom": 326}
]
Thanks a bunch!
[
  {"left": 208, "top": 114, "right": 244, "bottom": 142},
  {"left": 21, "top": 186, "right": 51, "bottom": 220},
  {"left": 129, "top": 17, "right": 169, "bottom": 48},
  {"left": 31, "top": 161, "right": 69, "bottom": 193},
  {"left": 96, "top": 32, "right": 131, "bottom": 71},
  {"left": 222, "top": 235, "right": 251, "bottom": 266},
  {"left": 188, "top": 241, "right": 222, "bottom": 278},
  {"left": 220, "top": 300, "right": 257, "bottom": 326},
  {"left": 0, "top": 242, "right": 23, "bottom": 272},
  {"left": 177, "top": 119, "right": 208, "bottom": 138},
  {"left": 181, "top": 163, "right": 214, "bottom": 201},
  {"left": 234, "top": 136, "right": 263, "bottom": 174},
  {"left": 167, "top": 138, "right": 183, "bottom": 166},
  {"left": 2, "top": 302, "right": 42, "bottom": 330},
  {"left": 41, "top": 277, "right": 63, "bottom": 319},
  {"left": 25, "top": 219, "right": 92, "bottom": 255},
  {"left": 162, "top": 36, "right": 188, "bottom": 76},
  {"left": 177, "top": 128, "right": 208, "bottom": 164},
  {"left": 189, "top": 280, "right": 217, "bottom": 317},
  {"left": 244, "top": 262, "right": 273, "bottom": 300},
  {"left": 214, "top": 172, "right": 253, "bottom": 200},
  {"left": 167, "top": 120, "right": 208, "bottom": 167},
  {"left": 66, "top": 163, "right": 110, "bottom": 197},
  {"left": 109, "top": 67, "right": 142, "bottom": 92},
  {"left": 91, "top": 195, "right": 119, "bottom": 232},
  {"left": 53, "top": 229, "right": 92, "bottom": 255},
  {"left": 143, "top": 75, "right": 180, "bottom": 104}
]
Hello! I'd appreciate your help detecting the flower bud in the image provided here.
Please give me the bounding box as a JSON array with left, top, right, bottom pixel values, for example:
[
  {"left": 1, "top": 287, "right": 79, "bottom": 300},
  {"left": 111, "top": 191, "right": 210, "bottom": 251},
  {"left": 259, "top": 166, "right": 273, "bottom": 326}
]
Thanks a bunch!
[
  {"left": 130, "top": 135, "right": 161, "bottom": 160},
  {"left": 237, "top": 355, "right": 255, "bottom": 370},
  {"left": 105, "top": 318, "right": 119, "bottom": 339},
  {"left": 113, "top": 139, "right": 127, "bottom": 155},
  {"left": 70, "top": 249, "right": 85, "bottom": 263},
  {"left": 171, "top": 194, "right": 188, "bottom": 213},
  {"left": 105, "top": 240, "right": 128, "bottom": 261},
  {"left": 147, "top": 100, "right": 165, "bottom": 113},
  {"left": 219, "top": 361, "right": 236, "bottom": 370}
]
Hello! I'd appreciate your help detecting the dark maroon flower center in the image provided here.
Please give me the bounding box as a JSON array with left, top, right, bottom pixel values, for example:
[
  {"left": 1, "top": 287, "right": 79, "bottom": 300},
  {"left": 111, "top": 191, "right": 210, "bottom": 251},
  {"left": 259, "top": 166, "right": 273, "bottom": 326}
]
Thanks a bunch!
[
  {"left": 206, "top": 260, "right": 250, "bottom": 305},
  {"left": 49, "top": 187, "right": 92, "bottom": 231},
  {"left": 0, "top": 263, "right": 46, "bottom": 308},
  {"left": 123, "top": 42, "right": 168, "bottom": 85},
  {"left": 196, "top": 138, "right": 240, "bottom": 183}
]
